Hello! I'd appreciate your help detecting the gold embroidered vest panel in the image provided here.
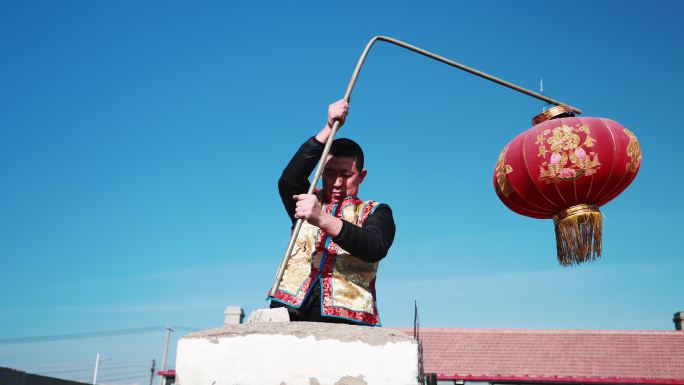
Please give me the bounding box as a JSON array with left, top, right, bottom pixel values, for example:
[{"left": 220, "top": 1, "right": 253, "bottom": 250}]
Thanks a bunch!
[{"left": 272, "top": 196, "right": 381, "bottom": 325}]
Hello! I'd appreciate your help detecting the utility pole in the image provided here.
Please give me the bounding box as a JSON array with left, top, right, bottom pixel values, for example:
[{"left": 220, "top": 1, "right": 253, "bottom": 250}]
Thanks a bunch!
[
  {"left": 92, "top": 353, "right": 109, "bottom": 384},
  {"left": 149, "top": 359, "right": 156, "bottom": 385},
  {"left": 157, "top": 326, "right": 175, "bottom": 385},
  {"left": 92, "top": 353, "right": 100, "bottom": 385}
]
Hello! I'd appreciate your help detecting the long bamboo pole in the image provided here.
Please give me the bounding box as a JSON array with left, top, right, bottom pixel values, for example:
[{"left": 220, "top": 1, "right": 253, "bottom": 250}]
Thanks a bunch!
[{"left": 268, "top": 35, "right": 581, "bottom": 297}]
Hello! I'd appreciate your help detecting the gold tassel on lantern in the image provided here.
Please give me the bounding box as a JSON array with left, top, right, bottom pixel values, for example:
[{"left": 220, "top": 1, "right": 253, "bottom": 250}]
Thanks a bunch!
[{"left": 553, "top": 204, "right": 602, "bottom": 266}]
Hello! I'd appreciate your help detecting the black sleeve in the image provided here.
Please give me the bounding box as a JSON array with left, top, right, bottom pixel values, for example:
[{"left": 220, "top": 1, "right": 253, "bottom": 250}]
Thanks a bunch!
[
  {"left": 332, "top": 204, "right": 396, "bottom": 263},
  {"left": 278, "top": 137, "right": 324, "bottom": 224}
]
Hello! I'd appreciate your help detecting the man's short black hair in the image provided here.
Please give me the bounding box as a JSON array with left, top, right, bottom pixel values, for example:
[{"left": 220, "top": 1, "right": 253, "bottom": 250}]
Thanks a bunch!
[{"left": 331, "top": 138, "right": 364, "bottom": 171}]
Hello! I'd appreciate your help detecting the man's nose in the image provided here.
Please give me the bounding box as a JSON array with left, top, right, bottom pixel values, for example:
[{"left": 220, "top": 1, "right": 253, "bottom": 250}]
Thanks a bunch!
[{"left": 334, "top": 176, "right": 344, "bottom": 187}]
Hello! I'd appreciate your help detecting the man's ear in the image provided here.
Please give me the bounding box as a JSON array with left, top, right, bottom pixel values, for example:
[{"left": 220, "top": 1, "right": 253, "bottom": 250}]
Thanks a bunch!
[{"left": 359, "top": 169, "right": 368, "bottom": 183}]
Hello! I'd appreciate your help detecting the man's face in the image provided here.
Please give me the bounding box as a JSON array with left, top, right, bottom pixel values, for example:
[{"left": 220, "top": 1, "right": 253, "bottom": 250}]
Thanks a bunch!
[{"left": 322, "top": 156, "right": 367, "bottom": 203}]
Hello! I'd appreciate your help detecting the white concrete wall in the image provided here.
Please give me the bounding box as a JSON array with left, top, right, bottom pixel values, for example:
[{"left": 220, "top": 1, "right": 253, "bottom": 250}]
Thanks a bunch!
[{"left": 176, "top": 322, "right": 419, "bottom": 385}]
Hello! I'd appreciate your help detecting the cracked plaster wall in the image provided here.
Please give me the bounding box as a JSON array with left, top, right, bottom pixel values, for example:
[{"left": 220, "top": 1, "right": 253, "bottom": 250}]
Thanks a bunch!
[{"left": 176, "top": 322, "right": 419, "bottom": 385}]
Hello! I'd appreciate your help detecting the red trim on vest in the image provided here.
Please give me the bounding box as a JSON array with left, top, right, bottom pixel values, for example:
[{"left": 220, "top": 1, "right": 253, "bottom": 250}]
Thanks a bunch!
[
  {"left": 359, "top": 200, "right": 376, "bottom": 226},
  {"left": 321, "top": 274, "right": 380, "bottom": 325},
  {"left": 273, "top": 268, "right": 318, "bottom": 306}
]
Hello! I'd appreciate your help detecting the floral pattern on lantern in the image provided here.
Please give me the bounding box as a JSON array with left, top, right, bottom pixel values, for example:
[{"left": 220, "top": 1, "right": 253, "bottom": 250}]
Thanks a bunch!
[
  {"left": 495, "top": 144, "right": 514, "bottom": 197},
  {"left": 537, "top": 124, "right": 601, "bottom": 183},
  {"left": 625, "top": 128, "right": 642, "bottom": 172}
]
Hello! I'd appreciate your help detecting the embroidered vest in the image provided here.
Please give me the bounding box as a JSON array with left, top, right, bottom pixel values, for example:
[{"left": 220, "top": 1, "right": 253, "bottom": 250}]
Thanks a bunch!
[{"left": 271, "top": 195, "right": 381, "bottom": 325}]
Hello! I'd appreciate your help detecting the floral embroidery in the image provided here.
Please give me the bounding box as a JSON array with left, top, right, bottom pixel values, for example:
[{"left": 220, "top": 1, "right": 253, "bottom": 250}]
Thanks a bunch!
[
  {"left": 538, "top": 124, "right": 600, "bottom": 183},
  {"left": 624, "top": 128, "right": 641, "bottom": 172}
]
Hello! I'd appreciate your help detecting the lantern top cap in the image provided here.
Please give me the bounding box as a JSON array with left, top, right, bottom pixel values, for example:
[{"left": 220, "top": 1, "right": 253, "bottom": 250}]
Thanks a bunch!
[{"left": 533, "top": 105, "right": 576, "bottom": 125}]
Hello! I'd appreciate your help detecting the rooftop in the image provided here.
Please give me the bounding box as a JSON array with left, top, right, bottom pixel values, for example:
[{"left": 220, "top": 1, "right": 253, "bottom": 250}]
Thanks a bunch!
[{"left": 396, "top": 328, "right": 684, "bottom": 384}]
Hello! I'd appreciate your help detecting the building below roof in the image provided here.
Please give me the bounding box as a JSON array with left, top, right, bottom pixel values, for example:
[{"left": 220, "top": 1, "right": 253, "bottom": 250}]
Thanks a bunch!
[{"left": 407, "top": 328, "right": 684, "bottom": 385}]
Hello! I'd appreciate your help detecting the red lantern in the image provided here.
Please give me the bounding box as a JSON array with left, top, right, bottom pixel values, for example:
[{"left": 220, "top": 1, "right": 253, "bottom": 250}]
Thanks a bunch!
[{"left": 494, "top": 105, "right": 642, "bottom": 266}]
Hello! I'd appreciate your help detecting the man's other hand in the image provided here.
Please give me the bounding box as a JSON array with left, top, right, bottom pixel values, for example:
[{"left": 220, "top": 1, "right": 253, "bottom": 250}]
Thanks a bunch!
[{"left": 327, "top": 99, "right": 349, "bottom": 129}]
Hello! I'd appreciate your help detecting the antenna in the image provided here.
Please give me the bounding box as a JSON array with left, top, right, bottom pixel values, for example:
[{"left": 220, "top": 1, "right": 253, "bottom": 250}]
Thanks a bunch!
[
  {"left": 540, "top": 78, "right": 546, "bottom": 112},
  {"left": 414, "top": 300, "right": 426, "bottom": 384}
]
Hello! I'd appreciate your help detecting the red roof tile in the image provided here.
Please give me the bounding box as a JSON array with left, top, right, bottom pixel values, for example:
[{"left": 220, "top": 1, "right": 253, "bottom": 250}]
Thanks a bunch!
[{"left": 396, "top": 328, "right": 684, "bottom": 384}]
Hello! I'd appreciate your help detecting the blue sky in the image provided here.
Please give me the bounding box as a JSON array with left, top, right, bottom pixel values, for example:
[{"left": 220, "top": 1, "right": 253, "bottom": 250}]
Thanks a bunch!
[{"left": 2, "top": 1, "right": 683, "bottom": 384}]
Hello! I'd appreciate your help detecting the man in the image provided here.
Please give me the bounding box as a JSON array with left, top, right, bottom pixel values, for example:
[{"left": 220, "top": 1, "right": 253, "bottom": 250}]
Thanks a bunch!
[{"left": 269, "top": 99, "right": 396, "bottom": 326}]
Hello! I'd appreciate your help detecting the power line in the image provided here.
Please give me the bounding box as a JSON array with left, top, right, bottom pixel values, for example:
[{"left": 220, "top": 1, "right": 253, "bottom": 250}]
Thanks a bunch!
[
  {"left": 35, "top": 368, "right": 98, "bottom": 375},
  {"left": 0, "top": 325, "right": 201, "bottom": 345},
  {"left": 20, "top": 363, "right": 95, "bottom": 370},
  {"left": 58, "top": 368, "right": 149, "bottom": 384},
  {"left": 20, "top": 359, "right": 150, "bottom": 371},
  {"left": 0, "top": 326, "right": 162, "bottom": 345},
  {"left": 90, "top": 363, "right": 149, "bottom": 370},
  {"left": 172, "top": 325, "right": 201, "bottom": 332},
  {"left": 98, "top": 369, "right": 149, "bottom": 379},
  {"left": 98, "top": 373, "right": 149, "bottom": 383},
  {"left": 0, "top": 326, "right": 161, "bottom": 344},
  {"left": 38, "top": 363, "right": 148, "bottom": 375}
]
